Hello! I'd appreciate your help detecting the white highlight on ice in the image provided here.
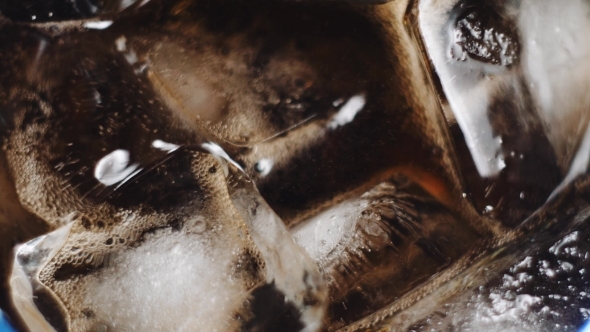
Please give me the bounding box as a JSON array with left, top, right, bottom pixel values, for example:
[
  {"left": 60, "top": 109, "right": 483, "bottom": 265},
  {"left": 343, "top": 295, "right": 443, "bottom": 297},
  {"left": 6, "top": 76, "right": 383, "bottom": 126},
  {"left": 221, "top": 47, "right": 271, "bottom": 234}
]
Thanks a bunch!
[
  {"left": 114, "top": 35, "right": 139, "bottom": 65},
  {"left": 115, "top": 36, "right": 127, "bottom": 52},
  {"left": 201, "top": 142, "right": 244, "bottom": 175},
  {"left": 94, "top": 150, "right": 139, "bottom": 186},
  {"left": 328, "top": 94, "right": 366, "bottom": 129},
  {"left": 152, "top": 140, "right": 180, "bottom": 153},
  {"left": 83, "top": 21, "right": 113, "bottom": 30},
  {"left": 255, "top": 158, "right": 274, "bottom": 177},
  {"left": 549, "top": 125, "right": 590, "bottom": 200}
]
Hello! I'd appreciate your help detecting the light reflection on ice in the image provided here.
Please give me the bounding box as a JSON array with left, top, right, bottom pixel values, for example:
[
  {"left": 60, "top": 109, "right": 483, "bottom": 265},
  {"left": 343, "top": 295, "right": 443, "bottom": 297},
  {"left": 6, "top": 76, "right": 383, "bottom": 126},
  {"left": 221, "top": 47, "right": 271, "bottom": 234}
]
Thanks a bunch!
[
  {"left": 254, "top": 158, "right": 274, "bottom": 177},
  {"left": 94, "top": 149, "right": 141, "bottom": 187},
  {"left": 151, "top": 139, "right": 180, "bottom": 153},
  {"left": 327, "top": 94, "right": 366, "bottom": 130},
  {"left": 83, "top": 21, "right": 113, "bottom": 30}
]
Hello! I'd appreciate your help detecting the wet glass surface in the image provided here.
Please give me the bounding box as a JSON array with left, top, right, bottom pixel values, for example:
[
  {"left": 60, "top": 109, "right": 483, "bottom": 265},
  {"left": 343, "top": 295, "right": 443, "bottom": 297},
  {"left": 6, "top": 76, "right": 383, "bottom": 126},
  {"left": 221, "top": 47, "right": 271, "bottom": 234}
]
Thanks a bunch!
[{"left": 0, "top": 0, "right": 589, "bottom": 331}]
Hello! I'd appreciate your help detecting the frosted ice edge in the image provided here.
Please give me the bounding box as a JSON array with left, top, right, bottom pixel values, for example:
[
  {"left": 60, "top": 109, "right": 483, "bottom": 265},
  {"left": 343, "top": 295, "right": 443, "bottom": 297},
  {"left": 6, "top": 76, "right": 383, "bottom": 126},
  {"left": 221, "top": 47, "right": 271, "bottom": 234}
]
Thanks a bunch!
[
  {"left": 10, "top": 224, "right": 73, "bottom": 332},
  {"left": 8, "top": 145, "right": 327, "bottom": 332},
  {"left": 204, "top": 143, "right": 328, "bottom": 332}
]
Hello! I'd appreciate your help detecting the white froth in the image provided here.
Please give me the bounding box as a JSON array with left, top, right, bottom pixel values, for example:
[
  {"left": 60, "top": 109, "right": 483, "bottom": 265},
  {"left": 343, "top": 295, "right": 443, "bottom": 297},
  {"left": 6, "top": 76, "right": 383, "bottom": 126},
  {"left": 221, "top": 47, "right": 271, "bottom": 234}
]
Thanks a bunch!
[
  {"left": 201, "top": 142, "right": 244, "bottom": 175},
  {"left": 85, "top": 228, "right": 247, "bottom": 332}
]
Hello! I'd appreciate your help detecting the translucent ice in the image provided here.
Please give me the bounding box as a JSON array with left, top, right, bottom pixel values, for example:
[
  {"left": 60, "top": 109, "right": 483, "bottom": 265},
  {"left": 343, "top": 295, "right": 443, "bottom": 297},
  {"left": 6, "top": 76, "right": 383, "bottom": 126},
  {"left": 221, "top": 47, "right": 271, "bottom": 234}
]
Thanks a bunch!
[
  {"left": 9, "top": 147, "right": 327, "bottom": 332},
  {"left": 204, "top": 143, "right": 327, "bottom": 331}
]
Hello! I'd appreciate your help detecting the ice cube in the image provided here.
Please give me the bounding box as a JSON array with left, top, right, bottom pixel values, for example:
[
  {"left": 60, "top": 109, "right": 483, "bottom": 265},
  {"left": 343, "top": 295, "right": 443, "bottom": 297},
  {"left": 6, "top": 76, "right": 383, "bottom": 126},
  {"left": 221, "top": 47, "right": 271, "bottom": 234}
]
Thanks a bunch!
[
  {"left": 291, "top": 178, "right": 479, "bottom": 329},
  {"left": 9, "top": 146, "right": 326, "bottom": 332}
]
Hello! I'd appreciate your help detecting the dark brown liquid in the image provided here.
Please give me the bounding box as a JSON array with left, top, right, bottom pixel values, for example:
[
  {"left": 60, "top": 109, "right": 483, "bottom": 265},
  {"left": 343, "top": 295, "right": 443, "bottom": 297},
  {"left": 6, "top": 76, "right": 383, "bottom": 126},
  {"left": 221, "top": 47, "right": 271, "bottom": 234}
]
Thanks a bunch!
[{"left": 0, "top": 1, "right": 487, "bottom": 331}]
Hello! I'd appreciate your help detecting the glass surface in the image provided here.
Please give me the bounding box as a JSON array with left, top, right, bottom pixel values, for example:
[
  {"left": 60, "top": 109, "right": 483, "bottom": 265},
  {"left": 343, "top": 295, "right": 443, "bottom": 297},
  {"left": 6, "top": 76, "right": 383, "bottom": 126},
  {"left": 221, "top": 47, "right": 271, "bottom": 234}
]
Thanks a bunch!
[{"left": 0, "top": 0, "right": 588, "bottom": 331}]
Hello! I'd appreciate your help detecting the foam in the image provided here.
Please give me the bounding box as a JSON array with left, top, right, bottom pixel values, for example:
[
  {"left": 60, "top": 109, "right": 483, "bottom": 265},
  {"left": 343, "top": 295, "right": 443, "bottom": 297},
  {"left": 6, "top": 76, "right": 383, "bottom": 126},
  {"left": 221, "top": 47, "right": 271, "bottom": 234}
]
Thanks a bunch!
[
  {"left": 85, "top": 227, "right": 248, "bottom": 332},
  {"left": 6, "top": 134, "right": 268, "bottom": 330}
]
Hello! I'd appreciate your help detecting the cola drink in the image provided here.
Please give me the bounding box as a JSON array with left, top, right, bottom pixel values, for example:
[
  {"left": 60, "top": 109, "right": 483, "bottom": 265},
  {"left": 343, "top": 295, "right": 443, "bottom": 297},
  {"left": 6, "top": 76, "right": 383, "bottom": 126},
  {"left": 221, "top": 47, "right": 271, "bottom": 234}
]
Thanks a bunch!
[{"left": 0, "top": 0, "right": 589, "bottom": 331}]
